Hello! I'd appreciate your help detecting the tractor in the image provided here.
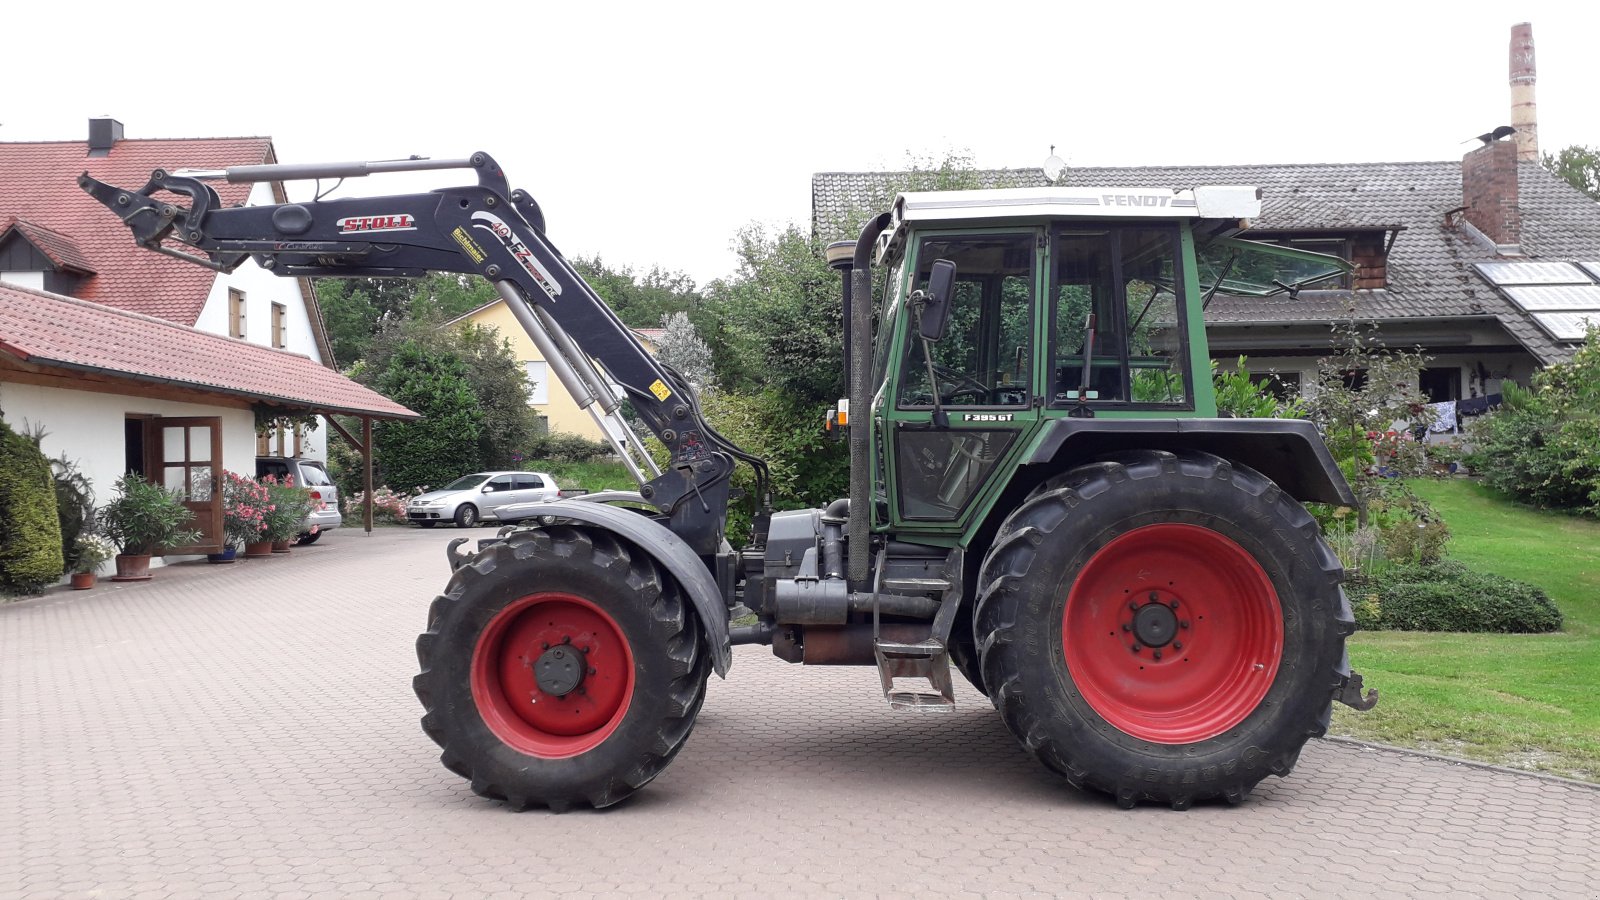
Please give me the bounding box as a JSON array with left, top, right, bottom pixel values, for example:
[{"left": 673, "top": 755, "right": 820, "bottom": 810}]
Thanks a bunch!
[{"left": 84, "top": 153, "right": 1376, "bottom": 811}]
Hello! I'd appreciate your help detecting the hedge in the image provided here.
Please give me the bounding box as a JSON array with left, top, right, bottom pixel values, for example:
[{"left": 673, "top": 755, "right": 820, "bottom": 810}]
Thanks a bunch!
[
  {"left": 1347, "top": 560, "right": 1562, "bottom": 633},
  {"left": 0, "top": 418, "right": 64, "bottom": 595}
]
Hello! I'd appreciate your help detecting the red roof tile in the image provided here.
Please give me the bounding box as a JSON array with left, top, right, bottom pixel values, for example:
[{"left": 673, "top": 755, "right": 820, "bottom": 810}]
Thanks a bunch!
[
  {"left": 0, "top": 281, "right": 416, "bottom": 419},
  {"left": 0, "top": 137, "right": 273, "bottom": 323},
  {"left": 0, "top": 218, "right": 95, "bottom": 273}
]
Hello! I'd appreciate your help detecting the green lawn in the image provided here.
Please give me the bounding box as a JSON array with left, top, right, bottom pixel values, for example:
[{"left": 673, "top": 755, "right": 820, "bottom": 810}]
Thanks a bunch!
[
  {"left": 1329, "top": 478, "right": 1600, "bottom": 779},
  {"left": 541, "top": 459, "right": 638, "bottom": 493}
]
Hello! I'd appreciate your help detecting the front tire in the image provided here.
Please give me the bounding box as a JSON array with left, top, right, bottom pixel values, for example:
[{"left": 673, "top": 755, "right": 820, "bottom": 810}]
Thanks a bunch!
[
  {"left": 413, "top": 525, "right": 710, "bottom": 810},
  {"left": 454, "top": 504, "right": 479, "bottom": 528},
  {"left": 974, "top": 450, "right": 1352, "bottom": 809}
]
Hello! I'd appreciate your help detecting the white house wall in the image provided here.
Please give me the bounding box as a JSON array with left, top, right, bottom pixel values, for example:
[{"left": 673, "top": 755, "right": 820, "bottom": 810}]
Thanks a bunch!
[
  {"left": 191, "top": 181, "right": 327, "bottom": 462},
  {"left": 0, "top": 380, "right": 257, "bottom": 571}
]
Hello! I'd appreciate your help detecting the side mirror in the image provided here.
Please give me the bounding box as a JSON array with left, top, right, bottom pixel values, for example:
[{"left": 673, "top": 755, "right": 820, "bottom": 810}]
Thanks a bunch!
[{"left": 917, "top": 259, "right": 957, "bottom": 342}]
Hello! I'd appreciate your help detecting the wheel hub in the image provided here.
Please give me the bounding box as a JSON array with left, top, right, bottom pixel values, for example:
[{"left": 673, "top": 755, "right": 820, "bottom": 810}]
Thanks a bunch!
[
  {"left": 1132, "top": 600, "right": 1179, "bottom": 648},
  {"left": 534, "top": 644, "right": 585, "bottom": 696}
]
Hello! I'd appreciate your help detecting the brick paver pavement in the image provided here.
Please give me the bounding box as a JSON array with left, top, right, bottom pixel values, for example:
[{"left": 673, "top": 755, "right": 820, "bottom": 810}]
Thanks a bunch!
[{"left": 4, "top": 527, "right": 1598, "bottom": 899}]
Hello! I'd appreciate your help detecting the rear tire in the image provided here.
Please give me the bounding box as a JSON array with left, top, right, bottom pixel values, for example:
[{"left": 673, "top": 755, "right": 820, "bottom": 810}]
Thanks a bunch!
[
  {"left": 974, "top": 450, "right": 1351, "bottom": 809},
  {"left": 295, "top": 530, "right": 322, "bottom": 546},
  {"left": 413, "top": 525, "right": 710, "bottom": 810}
]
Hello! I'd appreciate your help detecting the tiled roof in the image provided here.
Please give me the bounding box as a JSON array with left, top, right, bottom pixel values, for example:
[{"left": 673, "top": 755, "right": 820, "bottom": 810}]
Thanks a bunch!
[
  {"left": 0, "top": 137, "right": 273, "bottom": 323},
  {"left": 812, "top": 160, "right": 1600, "bottom": 365},
  {"left": 0, "top": 218, "right": 95, "bottom": 273},
  {"left": 0, "top": 281, "right": 415, "bottom": 419}
]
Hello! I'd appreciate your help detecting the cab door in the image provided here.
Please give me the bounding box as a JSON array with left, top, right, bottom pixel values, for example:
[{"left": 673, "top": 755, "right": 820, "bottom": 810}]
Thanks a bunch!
[{"left": 882, "top": 230, "right": 1042, "bottom": 534}]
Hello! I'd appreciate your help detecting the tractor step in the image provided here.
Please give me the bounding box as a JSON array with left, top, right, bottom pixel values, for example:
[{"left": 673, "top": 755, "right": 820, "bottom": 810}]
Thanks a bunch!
[{"left": 873, "top": 638, "right": 955, "bottom": 711}]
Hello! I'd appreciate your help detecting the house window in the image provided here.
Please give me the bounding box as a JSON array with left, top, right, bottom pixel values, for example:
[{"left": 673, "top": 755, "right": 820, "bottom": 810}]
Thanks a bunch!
[
  {"left": 229, "top": 288, "right": 247, "bottom": 339},
  {"left": 1419, "top": 367, "right": 1461, "bottom": 403},
  {"left": 1248, "top": 370, "right": 1301, "bottom": 401},
  {"left": 523, "top": 360, "right": 549, "bottom": 405},
  {"left": 271, "top": 302, "right": 288, "bottom": 349}
]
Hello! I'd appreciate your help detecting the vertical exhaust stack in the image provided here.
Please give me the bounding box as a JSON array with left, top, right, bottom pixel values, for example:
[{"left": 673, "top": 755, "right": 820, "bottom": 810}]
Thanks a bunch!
[{"left": 1510, "top": 23, "right": 1538, "bottom": 162}]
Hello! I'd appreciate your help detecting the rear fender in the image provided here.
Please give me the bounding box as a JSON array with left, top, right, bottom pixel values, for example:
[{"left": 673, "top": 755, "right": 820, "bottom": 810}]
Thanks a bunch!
[
  {"left": 471, "top": 500, "right": 732, "bottom": 676},
  {"left": 1024, "top": 418, "right": 1357, "bottom": 506}
]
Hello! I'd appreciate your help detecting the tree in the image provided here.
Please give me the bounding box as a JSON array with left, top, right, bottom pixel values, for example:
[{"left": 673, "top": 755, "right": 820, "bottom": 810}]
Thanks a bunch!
[
  {"left": 1542, "top": 145, "right": 1600, "bottom": 200},
  {"left": 360, "top": 312, "right": 536, "bottom": 472},
  {"left": 654, "top": 312, "right": 716, "bottom": 393},
  {"left": 571, "top": 256, "right": 701, "bottom": 328},
  {"left": 373, "top": 341, "right": 485, "bottom": 493},
  {"left": 0, "top": 415, "right": 63, "bottom": 594}
]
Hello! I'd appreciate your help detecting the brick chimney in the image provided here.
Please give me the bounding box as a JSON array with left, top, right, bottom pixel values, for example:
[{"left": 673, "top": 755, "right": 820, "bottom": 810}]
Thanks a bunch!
[
  {"left": 87, "top": 117, "right": 123, "bottom": 157},
  {"left": 1510, "top": 23, "right": 1538, "bottom": 162},
  {"left": 1462, "top": 140, "right": 1521, "bottom": 249}
]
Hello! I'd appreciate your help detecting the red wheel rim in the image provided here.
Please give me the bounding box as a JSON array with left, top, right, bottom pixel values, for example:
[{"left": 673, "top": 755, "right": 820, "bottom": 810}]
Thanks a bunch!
[
  {"left": 471, "top": 592, "right": 635, "bottom": 758},
  {"left": 1062, "top": 523, "right": 1282, "bottom": 744}
]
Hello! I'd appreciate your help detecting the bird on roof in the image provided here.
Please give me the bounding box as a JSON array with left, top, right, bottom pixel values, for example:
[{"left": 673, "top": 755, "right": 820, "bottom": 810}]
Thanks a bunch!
[{"left": 1466, "top": 125, "right": 1517, "bottom": 146}]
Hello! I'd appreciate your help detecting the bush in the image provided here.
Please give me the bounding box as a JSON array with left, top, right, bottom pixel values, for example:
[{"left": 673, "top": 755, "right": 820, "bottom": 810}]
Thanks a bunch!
[
  {"left": 100, "top": 474, "right": 201, "bottom": 556},
  {"left": 374, "top": 341, "right": 486, "bottom": 492},
  {"left": 0, "top": 418, "right": 64, "bottom": 594},
  {"left": 524, "top": 431, "right": 613, "bottom": 463},
  {"left": 344, "top": 486, "right": 414, "bottom": 525},
  {"left": 1347, "top": 560, "right": 1562, "bottom": 633}
]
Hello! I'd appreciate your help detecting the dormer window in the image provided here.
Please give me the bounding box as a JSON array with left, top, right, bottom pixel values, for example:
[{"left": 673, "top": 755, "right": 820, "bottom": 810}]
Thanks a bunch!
[{"left": 0, "top": 219, "right": 95, "bottom": 296}]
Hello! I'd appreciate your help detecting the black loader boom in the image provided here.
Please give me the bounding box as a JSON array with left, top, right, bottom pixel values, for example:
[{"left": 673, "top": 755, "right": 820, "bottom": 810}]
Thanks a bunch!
[{"left": 80, "top": 152, "right": 768, "bottom": 561}]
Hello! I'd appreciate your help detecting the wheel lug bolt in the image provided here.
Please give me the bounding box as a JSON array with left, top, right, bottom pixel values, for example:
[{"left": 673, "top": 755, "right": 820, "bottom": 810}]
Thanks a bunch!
[
  {"left": 1153, "top": 650, "right": 1163, "bottom": 660},
  {"left": 1129, "top": 601, "right": 1139, "bottom": 611},
  {"left": 541, "top": 642, "right": 550, "bottom": 650},
  {"left": 1170, "top": 600, "right": 1179, "bottom": 609},
  {"left": 588, "top": 666, "right": 597, "bottom": 675},
  {"left": 1148, "top": 591, "right": 1159, "bottom": 602},
  {"left": 561, "top": 636, "right": 572, "bottom": 644},
  {"left": 1180, "top": 621, "right": 1190, "bottom": 629},
  {"left": 1121, "top": 623, "right": 1131, "bottom": 632},
  {"left": 1174, "top": 641, "right": 1183, "bottom": 650},
  {"left": 1131, "top": 644, "right": 1141, "bottom": 653}
]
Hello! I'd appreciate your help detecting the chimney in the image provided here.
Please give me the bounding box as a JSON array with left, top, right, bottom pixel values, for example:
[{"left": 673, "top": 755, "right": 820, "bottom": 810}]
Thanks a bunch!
[
  {"left": 1510, "top": 23, "right": 1538, "bottom": 162},
  {"left": 87, "top": 117, "right": 123, "bottom": 157},
  {"left": 1462, "top": 139, "right": 1521, "bottom": 251}
]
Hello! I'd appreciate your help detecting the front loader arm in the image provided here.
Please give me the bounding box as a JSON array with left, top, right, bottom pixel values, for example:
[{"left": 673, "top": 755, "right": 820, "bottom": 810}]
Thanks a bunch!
[{"left": 81, "top": 151, "right": 767, "bottom": 555}]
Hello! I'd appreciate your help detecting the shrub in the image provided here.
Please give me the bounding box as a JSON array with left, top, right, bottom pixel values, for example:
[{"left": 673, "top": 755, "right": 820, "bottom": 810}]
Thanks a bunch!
[
  {"left": 0, "top": 417, "right": 64, "bottom": 594},
  {"left": 99, "top": 474, "right": 201, "bottom": 556},
  {"left": 221, "top": 471, "right": 272, "bottom": 546},
  {"left": 1347, "top": 560, "right": 1562, "bottom": 633},
  {"left": 261, "top": 476, "right": 314, "bottom": 541},
  {"left": 524, "top": 431, "right": 613, "bottom": 463},
  {"left": 344, "top": 486, "right": 413, "bottom": 525},
  {"left": 71, "top": 533, "right": 116, "bottom": 575}
]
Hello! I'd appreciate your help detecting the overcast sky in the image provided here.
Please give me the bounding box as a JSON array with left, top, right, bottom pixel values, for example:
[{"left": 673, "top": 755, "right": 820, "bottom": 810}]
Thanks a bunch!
[{"left": 5, "top": 1, "right": 1596, "bottom": 286}]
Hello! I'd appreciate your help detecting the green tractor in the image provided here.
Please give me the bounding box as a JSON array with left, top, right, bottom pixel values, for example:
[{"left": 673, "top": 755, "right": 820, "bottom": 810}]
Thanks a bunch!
[{"left": 84, "top": 157, "right": 1374, "bottom": 811}]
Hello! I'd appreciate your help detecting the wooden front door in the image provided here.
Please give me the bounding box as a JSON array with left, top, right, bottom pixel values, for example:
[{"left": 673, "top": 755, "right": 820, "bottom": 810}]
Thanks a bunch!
[{"left": 154, "top": 417, "right": 224, "bottom": 554}]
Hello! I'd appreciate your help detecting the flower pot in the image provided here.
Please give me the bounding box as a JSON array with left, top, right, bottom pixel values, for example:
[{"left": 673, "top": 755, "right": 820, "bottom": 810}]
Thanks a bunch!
[
  {"left": 243, "top": 540, "right": 274, "bottom": 559},
  {"left": 207, "top": 546, "right": 239, "bottom": 564},
  {"left": 70, "top": 571, "right": 97, "bottom": 590},
  {"left": 271, "top": 539, "right": 292, "bottom": 554},
  {"left": 111, "top": 554, "right": 152, "bottom": 582}
]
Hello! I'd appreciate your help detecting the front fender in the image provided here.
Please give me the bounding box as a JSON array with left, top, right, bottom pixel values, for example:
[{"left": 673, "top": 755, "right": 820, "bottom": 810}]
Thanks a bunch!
[{"left": 480, "top": 500, "right": 732, "bottom": 677}]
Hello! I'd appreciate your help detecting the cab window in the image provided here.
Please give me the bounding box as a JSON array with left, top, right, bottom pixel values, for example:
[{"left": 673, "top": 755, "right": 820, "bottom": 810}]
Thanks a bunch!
[
  {"left": 898, "top": 233, "right": 1034, "bottom": 408},
  {"left": 1051, "top": 227, "right": 1190, "bottom": 408}
]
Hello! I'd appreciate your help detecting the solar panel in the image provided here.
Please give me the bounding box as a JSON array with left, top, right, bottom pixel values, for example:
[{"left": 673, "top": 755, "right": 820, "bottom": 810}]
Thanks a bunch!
[
  {"left": 1474, "top": 261, "right": 1591, "bottom": 285},
  {"left": 1503, "top": 284, "right": 1600, "bottom": 310},
  {"left": 1531, "top": 312, "right": 1600, "bottom": 340}
]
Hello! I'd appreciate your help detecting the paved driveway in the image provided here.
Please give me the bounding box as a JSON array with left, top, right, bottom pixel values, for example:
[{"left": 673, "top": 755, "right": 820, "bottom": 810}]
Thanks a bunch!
[{"left": 3, "top": 527, "right": 1598, "bottom": 899}]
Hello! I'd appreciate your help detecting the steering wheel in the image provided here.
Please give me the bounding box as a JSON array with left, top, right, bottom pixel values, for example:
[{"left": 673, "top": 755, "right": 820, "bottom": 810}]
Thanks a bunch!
[{"left": 932, "top": 363, "right": 991, "bottom": 403}]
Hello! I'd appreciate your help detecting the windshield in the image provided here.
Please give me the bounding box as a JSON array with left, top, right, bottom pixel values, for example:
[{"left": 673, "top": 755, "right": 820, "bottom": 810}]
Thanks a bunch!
[{"left": 444, "top": 474, "right": 489, "bottom": 491}]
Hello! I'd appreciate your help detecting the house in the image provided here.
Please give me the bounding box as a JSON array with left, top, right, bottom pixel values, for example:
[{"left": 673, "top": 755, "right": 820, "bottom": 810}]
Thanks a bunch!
[
  {"left": 443, "top": 300, "right": 662, "bottom": 443},
  {"left": 0, "top": 120, "right": 415, "bottom": 563},
  {"left": 809, "top": 25, "right": 1600, "bottom": 431}
]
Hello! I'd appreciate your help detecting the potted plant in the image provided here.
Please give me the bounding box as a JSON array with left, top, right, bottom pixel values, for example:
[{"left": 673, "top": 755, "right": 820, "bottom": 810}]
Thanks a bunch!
[
  {"left": 220, "top": 471, "right": 271, "bottom": 561},
  {"left": 69, "top": 533, "right": 116, "bottom": 589},
  {"left": 99, "top": 474, "right": 202, "bottom": 581},
  {"left": 261, "top": 475, "right": 314, "bottom": 553}
]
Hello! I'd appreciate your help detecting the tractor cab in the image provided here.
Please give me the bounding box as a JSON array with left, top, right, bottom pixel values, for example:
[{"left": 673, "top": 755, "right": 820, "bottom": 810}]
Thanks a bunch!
[{"left": 858, "top": 186, "right": 1347, "bottom": 535}]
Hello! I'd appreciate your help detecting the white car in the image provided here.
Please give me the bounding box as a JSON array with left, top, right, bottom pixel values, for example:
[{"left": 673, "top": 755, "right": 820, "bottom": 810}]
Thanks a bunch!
[{"left": 407, "top": 471, "right": 561, "bottom": 528}]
